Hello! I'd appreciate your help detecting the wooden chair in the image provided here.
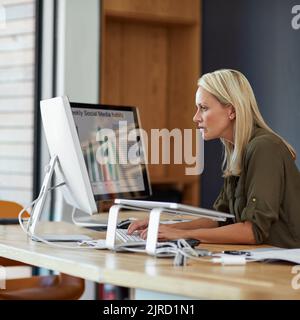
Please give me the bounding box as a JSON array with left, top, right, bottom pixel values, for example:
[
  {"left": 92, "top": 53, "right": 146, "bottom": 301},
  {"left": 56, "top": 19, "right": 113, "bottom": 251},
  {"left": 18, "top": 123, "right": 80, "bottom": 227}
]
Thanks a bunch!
[{"left": 0, "top": 200, "right": 85, "bottom": 300}]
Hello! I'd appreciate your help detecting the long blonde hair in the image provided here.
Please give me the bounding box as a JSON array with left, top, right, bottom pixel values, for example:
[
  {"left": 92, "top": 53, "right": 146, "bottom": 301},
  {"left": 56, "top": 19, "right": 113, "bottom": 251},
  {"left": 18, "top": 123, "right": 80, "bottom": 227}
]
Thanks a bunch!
[{"left": 198, "top": 69, "right": 296, "bottom": 177}]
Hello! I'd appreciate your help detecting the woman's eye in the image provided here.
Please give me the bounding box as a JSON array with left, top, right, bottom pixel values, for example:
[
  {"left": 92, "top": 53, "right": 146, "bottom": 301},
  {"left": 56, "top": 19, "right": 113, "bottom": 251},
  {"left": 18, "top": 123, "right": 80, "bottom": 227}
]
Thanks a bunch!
[{"left": 200, "top": 106, "right": 208, "bottom": 112}]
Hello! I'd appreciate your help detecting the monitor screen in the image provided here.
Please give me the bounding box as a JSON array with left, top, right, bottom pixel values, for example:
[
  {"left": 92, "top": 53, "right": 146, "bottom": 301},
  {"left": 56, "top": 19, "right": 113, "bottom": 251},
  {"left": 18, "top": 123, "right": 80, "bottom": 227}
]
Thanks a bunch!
[{"left": 70, "top": 102, "right": 151, "bottom": 201}]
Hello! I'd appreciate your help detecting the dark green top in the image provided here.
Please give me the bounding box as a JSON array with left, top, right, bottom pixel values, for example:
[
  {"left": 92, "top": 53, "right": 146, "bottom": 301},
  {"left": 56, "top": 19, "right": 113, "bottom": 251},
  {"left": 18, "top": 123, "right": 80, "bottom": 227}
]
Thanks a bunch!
[{"left": 213, "top": 127, "right": 300, "bottom": 248}]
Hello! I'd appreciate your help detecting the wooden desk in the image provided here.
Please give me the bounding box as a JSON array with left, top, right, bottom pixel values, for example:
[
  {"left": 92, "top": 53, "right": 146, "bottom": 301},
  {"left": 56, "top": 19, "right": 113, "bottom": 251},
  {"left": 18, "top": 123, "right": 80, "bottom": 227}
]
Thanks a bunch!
[{"left": 0, "top": 220, "right": 300, "bottom": 299}]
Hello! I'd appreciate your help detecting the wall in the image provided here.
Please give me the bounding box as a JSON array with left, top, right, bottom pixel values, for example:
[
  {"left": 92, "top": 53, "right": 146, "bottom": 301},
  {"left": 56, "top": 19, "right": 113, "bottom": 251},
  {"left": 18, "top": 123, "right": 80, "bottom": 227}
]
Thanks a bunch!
[
  {"left": 201, "top": 0, "right": 300, "bottom": 208},
  {"left": 0, "top": 0, "right": 36, "bottom": 205},
  {"left": 63, "top": 0, "right": 100, "bottom": 103}
]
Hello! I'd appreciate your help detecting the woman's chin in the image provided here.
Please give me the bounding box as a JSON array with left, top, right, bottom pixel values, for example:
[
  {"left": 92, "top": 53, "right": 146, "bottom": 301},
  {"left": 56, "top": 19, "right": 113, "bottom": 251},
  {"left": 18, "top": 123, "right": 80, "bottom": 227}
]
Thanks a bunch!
[
  {"left": 202, "top": 133, "right": 209, "bottom": 140},
  {"left": 200, "top": 129, "right": 215, "bottom": 141},
  {"left": 203, "top": 134, "right": 216, "bottom": 141}
]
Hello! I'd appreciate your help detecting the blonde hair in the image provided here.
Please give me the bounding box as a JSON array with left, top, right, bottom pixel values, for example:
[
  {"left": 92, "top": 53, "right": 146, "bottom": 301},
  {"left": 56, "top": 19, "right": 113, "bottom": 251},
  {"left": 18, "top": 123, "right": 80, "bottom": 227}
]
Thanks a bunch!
[{"left": 198, "top": 69, "right": 296, "bottom": 177}]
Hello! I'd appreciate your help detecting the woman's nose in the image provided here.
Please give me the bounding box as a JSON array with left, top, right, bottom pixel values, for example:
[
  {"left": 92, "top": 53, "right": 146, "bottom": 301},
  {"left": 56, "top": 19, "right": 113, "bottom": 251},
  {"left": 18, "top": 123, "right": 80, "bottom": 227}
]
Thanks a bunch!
[{"left": 193, "top": 110, "right": 202, "bottom": 123}]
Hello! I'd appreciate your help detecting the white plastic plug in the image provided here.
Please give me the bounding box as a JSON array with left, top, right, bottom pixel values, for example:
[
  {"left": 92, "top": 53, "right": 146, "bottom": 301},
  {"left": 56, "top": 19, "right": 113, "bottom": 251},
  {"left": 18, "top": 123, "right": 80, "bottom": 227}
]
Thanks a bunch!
[{"left": 212, "top": 255, "right": 246, "bottom": 265}]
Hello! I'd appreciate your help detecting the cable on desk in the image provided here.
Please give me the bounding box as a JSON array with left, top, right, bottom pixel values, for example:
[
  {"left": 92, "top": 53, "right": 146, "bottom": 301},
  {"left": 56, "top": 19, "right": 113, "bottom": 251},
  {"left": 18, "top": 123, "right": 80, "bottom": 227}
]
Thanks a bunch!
[
  {"left": 17, "top": 189, "right": 251, "bottom": 265},
  {"left": 18, "top": 184, "right": 103, "bottom": 250}
]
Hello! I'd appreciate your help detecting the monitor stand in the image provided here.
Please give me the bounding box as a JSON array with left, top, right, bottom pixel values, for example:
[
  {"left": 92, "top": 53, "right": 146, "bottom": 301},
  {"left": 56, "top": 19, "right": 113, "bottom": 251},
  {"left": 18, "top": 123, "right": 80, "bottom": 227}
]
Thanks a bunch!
[
  {"left": 105, "top": 204, "right": 163, "bottom": 255},
  {"left": 72, "top": 215, "right": 109, "bottom": 228},
  {"left": 27, "top": 155, "right": 91, "bottom": 242}
]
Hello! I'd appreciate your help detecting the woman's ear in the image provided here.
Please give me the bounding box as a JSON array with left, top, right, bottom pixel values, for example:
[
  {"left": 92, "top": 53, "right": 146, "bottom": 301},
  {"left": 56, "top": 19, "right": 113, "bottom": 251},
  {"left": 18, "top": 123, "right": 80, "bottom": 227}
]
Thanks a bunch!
[{"left": 228, "top": 105, "right": 236, "bottom": 120}]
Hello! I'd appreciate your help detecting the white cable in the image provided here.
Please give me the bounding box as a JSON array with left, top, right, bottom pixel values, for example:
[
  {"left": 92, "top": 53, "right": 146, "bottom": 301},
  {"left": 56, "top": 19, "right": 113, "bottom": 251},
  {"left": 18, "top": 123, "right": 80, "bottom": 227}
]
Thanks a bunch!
[
  {"left": 18, "top": 183, "right": 189, "bottom": 253},
  {"left": 212, "top": 255, "right": 246, "bottom": 265},
  {"left": 19, "top": 208, "right": 93, "bottom": 250},
  {"left": 48, "top": 182, "right": 65, "bottom": 191},
  {"left": 18, "top": 182, "right": 65, "bottom": 234},
  {"left": 17, "top": 184, "right": 102, "bottom": 250},
  {"left": 112, "top": 239, "right": 215, "bottom": 265},
  {"left": 71, "top": 206, "right": 77, "bottom": 225},
  {"left": 18, "top": 196, "right": 43, "bottom": 235},
  {"left": 19, "top": 204, "right": 246, "bottom": 262},
  {"left": 154, "top": 242, "right": 252, "bottom": 265},
  {"left": 71, "top": 206, "right": 99, "bottom": 227},
  {"left": 17, "top": 191, "right": 248, "bottom": 262}
]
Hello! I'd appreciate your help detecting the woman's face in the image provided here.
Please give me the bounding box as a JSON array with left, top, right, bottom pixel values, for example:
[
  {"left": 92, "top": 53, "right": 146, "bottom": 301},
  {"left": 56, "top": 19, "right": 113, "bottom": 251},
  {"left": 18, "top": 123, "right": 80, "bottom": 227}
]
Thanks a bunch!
[{"left": 193, "top": 86, "right": 235, "bottom": 143}]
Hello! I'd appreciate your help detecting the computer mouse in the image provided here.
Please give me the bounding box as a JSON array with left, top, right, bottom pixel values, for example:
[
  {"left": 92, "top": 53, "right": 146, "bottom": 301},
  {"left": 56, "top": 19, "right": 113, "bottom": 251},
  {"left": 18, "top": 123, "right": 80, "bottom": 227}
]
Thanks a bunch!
[{"left": 117, "top": 219, "right": 132, "bottom": 229}]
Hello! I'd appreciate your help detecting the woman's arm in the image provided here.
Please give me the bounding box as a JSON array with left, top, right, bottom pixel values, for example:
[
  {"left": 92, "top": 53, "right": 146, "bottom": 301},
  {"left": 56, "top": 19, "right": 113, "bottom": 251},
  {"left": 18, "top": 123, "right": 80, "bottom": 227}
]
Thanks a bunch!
[
  {"left": 154, "top": 221, "right": 257, "bottom": 245},
  {"left": 168, "top": 218, "right": 219, "bottom": 230},
  {"left": 128, "top": 217, "right": 218, "bottom": 234}
]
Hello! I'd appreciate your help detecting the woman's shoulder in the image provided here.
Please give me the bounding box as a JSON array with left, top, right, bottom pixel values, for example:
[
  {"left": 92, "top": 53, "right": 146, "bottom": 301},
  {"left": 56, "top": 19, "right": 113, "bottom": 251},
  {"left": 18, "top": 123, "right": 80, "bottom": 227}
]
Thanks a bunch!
[
  {"left": 250, "top": 127, "right": 281, "bottom": 144},
  {"left": 244, "top": 127, "right": 291, "bottom": 164},
  {"left": 247, "top": 127, "right": 285, "bottom": 153}
]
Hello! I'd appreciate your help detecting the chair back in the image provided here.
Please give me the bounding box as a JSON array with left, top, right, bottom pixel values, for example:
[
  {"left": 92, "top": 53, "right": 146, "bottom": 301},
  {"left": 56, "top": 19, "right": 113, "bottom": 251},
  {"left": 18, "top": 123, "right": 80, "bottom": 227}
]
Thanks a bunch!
[{"left": 0, "top": 200, "right": 29, "bottom": 218}]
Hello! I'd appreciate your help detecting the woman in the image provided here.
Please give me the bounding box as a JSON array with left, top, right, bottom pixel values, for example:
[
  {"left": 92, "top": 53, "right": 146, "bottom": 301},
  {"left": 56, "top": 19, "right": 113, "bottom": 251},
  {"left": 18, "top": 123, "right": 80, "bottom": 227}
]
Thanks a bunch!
[{"left": 128, "top": 69, "right": 300, "bottom": 248}]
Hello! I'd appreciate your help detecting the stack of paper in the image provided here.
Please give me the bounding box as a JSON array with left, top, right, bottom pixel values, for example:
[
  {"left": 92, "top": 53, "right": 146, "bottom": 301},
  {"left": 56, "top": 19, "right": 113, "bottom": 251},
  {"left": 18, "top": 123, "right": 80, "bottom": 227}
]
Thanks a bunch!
[{"left": 246, "top": 248, "right": 300, "bottom": 264}]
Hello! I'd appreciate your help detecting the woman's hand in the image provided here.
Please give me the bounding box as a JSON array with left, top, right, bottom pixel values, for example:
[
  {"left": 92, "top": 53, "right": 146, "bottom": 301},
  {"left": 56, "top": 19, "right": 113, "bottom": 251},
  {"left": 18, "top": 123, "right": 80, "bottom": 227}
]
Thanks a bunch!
[
  {"left": 139, "top": 224, "right": 187, "bottom": 241},
  {"left": 127, "top": 218, "right": 149, "bottom": 234}
]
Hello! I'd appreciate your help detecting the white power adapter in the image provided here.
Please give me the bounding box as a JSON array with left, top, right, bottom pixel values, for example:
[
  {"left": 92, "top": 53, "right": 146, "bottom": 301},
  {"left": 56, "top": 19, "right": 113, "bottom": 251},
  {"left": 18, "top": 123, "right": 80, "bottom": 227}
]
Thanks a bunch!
[{"left": 212, "top": 255, "right": 246, "bottom": 265}]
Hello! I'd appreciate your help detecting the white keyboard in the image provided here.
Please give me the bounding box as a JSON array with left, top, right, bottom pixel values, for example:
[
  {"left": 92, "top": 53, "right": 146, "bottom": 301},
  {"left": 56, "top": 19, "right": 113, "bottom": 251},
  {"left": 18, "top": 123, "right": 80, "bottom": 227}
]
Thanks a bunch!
[{"left": 116, "top": 229, "right": 145, "bottom": 243}]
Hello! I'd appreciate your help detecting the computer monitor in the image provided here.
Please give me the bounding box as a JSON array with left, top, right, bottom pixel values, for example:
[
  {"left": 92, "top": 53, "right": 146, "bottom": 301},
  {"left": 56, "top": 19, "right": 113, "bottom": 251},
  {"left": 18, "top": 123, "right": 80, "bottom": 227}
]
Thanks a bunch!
[
  {"left": 70, "top": 102, "right": 151, "bottom": 201},
  {"left": 40, "top": 96, "right": 98, "bottom": 215},
  {"left": 28, "top": 96, "right": 151, "bottom": 237}
]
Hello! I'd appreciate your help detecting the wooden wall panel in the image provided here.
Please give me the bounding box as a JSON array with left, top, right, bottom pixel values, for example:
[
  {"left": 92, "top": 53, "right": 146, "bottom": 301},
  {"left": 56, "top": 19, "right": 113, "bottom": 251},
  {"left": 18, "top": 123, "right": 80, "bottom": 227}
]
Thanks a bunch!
[
  {"left": 101, "top": 20, "right": 122, "bottom": 103},
  {"left": 167, "top": 24, "right": 200, "bottom": 178},
  {"left": 102, "top": 20, "right": 169, "bottom": 177},
  {"left": 101, "top": 0, "right": 201, "bottom": 205},
  {"left": 104, "top": 0, "right": 199, "bottom": 24}
]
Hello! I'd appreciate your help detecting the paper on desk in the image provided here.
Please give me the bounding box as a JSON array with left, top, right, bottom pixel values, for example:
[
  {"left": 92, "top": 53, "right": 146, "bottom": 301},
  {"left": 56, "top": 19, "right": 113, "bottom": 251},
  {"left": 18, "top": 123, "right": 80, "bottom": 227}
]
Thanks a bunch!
[{"left": 247, "top": 248, "right": 300, "bottom": 264}]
